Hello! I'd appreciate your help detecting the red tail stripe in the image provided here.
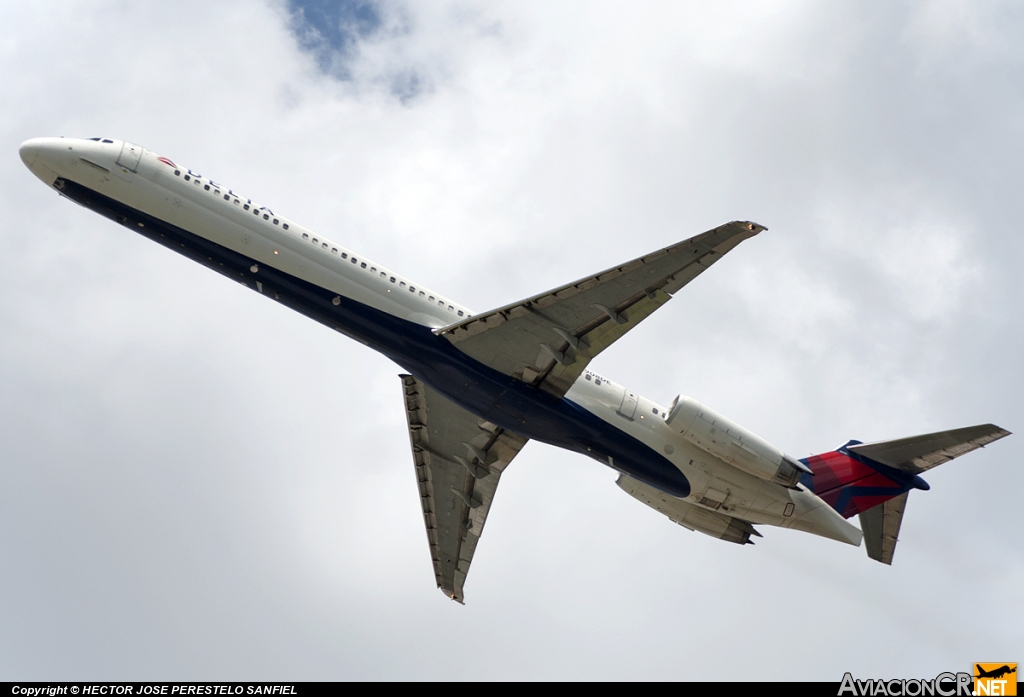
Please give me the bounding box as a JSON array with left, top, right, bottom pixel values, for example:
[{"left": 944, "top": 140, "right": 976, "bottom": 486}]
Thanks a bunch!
[{"left": 805, "top": 451, "right": 881, "bottom": 495}]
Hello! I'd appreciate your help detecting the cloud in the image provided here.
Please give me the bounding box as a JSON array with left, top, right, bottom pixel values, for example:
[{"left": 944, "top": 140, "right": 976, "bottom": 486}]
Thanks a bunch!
[{"left": 1, "top": 0, "right": 1021, "bottom": 680}]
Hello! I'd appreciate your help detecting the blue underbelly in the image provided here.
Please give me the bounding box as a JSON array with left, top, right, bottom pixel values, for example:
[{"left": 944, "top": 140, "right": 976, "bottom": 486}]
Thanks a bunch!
[{"left": 58, "top": 177, "right": 691, "bottom": 498}]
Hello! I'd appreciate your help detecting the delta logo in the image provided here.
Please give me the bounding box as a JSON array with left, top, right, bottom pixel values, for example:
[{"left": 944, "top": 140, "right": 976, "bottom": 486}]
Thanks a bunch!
[{"left": 974, "top": 663, "right": 1016, "bottom": 696}]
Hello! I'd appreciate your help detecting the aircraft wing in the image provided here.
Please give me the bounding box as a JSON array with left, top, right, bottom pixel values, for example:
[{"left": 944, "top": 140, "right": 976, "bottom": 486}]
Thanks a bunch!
[
  {"left": 400, "top": 374, "right": 529, "bottom": 603},
  {"left": 858, "top": 492, "right": 908, "bottom": 565},
  {"left": 848, "top": 424, "right": 1011, "bottom": 475},
  {"left": 437, "top": 221, "right": 764, "bottom": 398}
]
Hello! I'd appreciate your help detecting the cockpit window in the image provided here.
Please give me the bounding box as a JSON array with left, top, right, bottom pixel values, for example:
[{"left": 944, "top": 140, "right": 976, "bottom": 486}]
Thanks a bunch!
[
  {"left": 102, "top": 139, "right": 113, "bottom": 144},
  {"left": 88, "top": 137, "right": 101, "bottom": 141}
]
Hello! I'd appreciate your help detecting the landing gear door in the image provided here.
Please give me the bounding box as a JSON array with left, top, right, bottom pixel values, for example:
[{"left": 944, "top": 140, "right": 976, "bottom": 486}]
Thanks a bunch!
[
  {"left": 116, "top": 141, "right": 142, "bottom": 172},
  {"left": 617, "top": 389, "right": 638, "bottom": 420}
]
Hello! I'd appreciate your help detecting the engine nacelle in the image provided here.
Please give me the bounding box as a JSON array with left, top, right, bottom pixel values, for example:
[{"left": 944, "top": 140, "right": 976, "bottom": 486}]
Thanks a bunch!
[
  {"left": 617, "top": 475, "right": 760, "bottom": 545},
  {"left": 666, "top": 395, "right": 810, "bottom": 488}
]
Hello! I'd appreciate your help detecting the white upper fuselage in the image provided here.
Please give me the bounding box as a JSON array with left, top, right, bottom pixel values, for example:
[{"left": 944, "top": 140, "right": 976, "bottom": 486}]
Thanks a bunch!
[
  {"left": 21, "top": 136, "right": 470, "bottom": 330},
  {"left": 20, "top": 136, "right": 861, "bottom": 546}
]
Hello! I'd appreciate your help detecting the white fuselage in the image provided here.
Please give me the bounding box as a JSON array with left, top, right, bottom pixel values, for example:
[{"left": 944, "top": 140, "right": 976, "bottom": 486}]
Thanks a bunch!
[{"left": 20, "top": 136, "right": 861, "bottom": 548}]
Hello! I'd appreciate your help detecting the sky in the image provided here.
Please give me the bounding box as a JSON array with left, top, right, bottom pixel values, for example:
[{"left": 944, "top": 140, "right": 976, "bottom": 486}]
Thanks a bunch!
[{"left": 1, "top": 0, "right": 1021, "bottom": 681}]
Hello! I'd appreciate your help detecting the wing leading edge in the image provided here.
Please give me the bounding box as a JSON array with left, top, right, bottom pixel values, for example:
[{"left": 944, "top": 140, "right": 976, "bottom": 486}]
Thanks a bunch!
[
  {"left": 400, "top": 374, "right": 529, "bottom": 603},
  {"left": 437, "top": 221, "right": 765, "bottom": 399}
]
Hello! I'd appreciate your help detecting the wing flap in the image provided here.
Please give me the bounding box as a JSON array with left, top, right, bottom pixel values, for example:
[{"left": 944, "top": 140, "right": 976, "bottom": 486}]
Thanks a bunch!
[
  {"left": 401, "top": 374, "right": 528, "bottom": 603},
  {"left": 440, "top": 221, "right": 764, "bottom": 398},
  {"left": 848, "top": 424, "right": 1011, "bottom": 474}
]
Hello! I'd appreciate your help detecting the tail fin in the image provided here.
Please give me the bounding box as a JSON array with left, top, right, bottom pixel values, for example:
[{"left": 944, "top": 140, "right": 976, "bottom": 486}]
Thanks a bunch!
[
  {"left": 799, "top": 443, "right": 915, "bottom": 520},
  {"left": 801, "top": 424, "right": 1010, "bottom": 564}
]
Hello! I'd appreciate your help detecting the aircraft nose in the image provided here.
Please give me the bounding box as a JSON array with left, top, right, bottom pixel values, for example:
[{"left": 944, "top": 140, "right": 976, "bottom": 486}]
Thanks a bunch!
[
  {"left": 19, "top": 139, "right": 42, "bottom": 168},
  {"left": 20, "top": 137, "right": 63, "bottom": 185}
]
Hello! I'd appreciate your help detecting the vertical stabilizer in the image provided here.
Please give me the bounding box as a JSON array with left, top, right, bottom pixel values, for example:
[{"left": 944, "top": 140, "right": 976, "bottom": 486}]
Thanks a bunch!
[
  {"left": 800, "top": 447, "right": 911, "bottom": 520},
  {"left": 802, "top": 424, "right": 1009, "bottom": 565}
]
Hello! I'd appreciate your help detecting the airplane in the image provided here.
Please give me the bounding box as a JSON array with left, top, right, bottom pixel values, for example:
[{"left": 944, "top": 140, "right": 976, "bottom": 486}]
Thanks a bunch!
[
  {"left": 19, "top": 136, "right": 1012, "bottom": 603},
  {"left": 975, "top": 665, "right": 1016, "bottom": 680}
]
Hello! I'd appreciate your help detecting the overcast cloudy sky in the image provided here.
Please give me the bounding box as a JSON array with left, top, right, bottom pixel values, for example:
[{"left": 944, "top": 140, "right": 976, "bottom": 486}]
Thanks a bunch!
[{"left": 1, "top": 0, "right": 1021, "bottom": 681}]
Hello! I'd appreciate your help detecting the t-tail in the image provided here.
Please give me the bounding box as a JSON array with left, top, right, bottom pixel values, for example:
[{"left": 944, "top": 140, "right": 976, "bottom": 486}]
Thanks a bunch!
[{"left": 799, "top": 424, "right": 1010, "bottom": 565}]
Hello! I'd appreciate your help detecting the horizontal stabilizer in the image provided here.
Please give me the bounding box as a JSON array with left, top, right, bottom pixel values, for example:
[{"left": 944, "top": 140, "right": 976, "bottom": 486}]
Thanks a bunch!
[
  {"left": 858, "top": 492, "right": 908, "bottom": 565},
  {"left": 848, "top": 424, "right": 1011, "bottom": 474}
]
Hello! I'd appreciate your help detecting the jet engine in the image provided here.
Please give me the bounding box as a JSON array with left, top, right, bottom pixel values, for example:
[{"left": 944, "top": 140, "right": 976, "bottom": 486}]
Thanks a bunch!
[
  {"left": 617, "top": 475, "right": 760, "bottom": 545},
  {"left": 666, "top": 395, "right": 811, "bottom": 488}
]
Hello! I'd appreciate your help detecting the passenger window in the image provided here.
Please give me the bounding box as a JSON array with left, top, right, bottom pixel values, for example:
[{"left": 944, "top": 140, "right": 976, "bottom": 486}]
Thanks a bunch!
[
  {"left": 323, "top": 243, "right": 328, "bottom": 249},
  {"left": 390, "top": 277, "right": 396, "bottom": 283},
  {"left": 263, "top": 214, "right": 269, "bottom": 220},
  {"left": 204, "top": 185, "right": 210, "bottom": 191},
  {"left": 243, "top": 204, "right": 249, "bottom": 210},
  {"left": 409, "top": 286, "right": 415, "bottom": 292},
  {"left": 371, "top": 267, "right": 376, "bottom": 273},
  {"left": 380, "top": 272, "right": 385, "bottom": 278},
  {"left": 214, "top": 190, "right": 220, "bottom": 195},
  {"left": 429, "top": 296, "right": 434, "bottom": 302},
  {"left": 332, "top": 248, "right": 338, "bottom": 254},
  {"left": 341, "top": 253, "right": 348, "bottom": 259},
  {"left": 585, "top": 374, "right": 592, "bottom": 381},
  {"left": 351, "top": 258, "right": 357, "bottom": 264},
  {"left": 400, "top": 282, "right": 406, "bottom": 287},
  {"left": 274, "top": 219, "right": 279, "bottom": 225},
  {"left": 174, "top": 170, "right": 181, "bottom": 176},
  {"left": 448, "top": 305, "right": 454, "bottom": 311},
  {"left": 438, "top": 300, "right": 443, "bottom": 306},
  {"left": 652, "top": 408, "right": 659, "bottom": 415},
  {"left": 360, "top": 262, "right": 367, "bottom": 268},
  {"left": 302, "top": 233, "right": 309, "bottom": 239},
  {"left": 419, "top": 291, "right": 425, "bottom": 297},
  {"left": 282, "top": 223, "right": 288, "bottom": 229},
  {"left": 184, "top": 175, "right": 190, "bottom": 181},
  {"left": 458, "top": 310, "right": 464, "bottom": 316},
  {"left": 223, "top": 194, "right": 229, "bottom": 200}
]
